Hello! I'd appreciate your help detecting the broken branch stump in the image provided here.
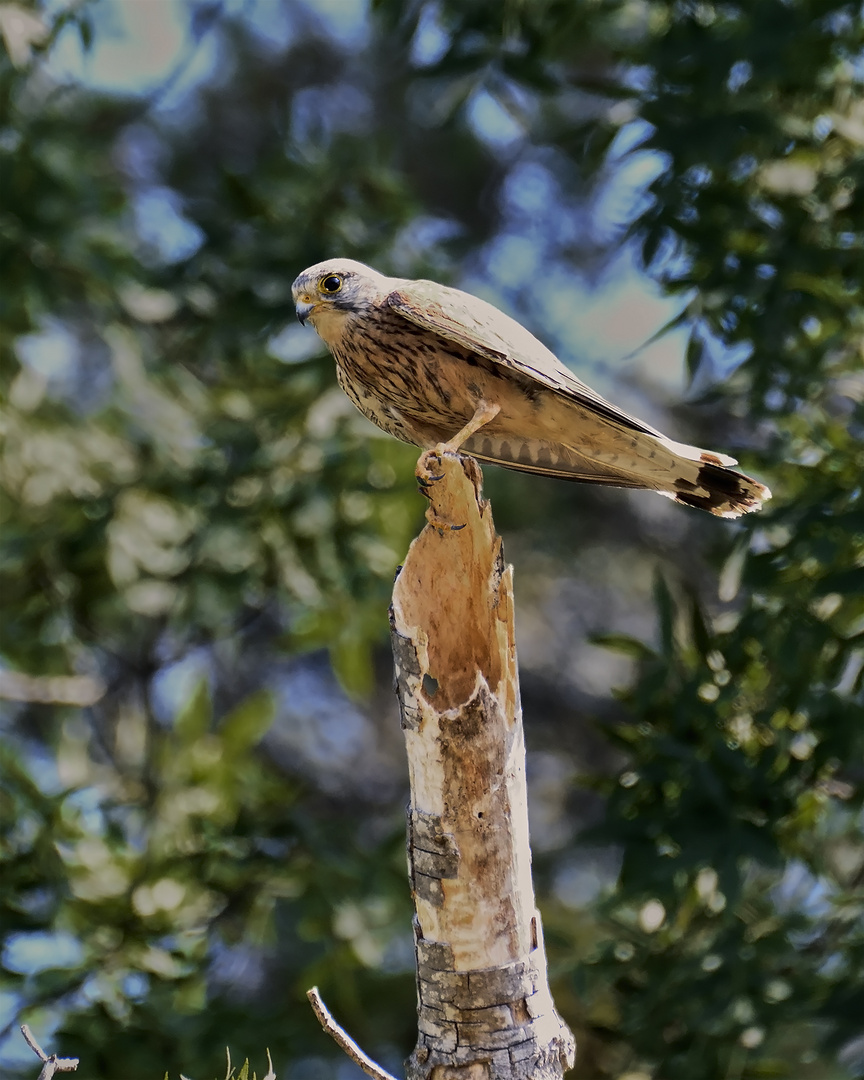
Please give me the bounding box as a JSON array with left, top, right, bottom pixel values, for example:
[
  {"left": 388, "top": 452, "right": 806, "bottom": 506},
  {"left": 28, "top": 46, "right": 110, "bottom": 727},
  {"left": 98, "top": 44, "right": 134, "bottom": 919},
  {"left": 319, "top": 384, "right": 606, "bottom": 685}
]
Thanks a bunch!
[{"left": 390, "top": 450, "right": 576, "bottom": 1080}]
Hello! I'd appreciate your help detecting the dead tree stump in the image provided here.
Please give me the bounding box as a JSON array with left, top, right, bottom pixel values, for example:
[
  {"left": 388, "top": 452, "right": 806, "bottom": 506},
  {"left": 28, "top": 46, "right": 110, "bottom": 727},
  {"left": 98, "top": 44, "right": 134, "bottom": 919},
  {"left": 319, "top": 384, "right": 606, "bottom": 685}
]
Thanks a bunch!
[{"left": 390, "top": 450, "right": 576, "bottom": 1080}]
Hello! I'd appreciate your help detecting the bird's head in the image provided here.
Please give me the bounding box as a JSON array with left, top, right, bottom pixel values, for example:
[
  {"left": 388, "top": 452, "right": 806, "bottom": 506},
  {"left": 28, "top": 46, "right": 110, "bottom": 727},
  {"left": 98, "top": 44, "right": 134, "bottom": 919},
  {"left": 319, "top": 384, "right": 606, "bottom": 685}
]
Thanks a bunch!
[{"left": 292, "top": 259, "right": 392, "bottom": 344}]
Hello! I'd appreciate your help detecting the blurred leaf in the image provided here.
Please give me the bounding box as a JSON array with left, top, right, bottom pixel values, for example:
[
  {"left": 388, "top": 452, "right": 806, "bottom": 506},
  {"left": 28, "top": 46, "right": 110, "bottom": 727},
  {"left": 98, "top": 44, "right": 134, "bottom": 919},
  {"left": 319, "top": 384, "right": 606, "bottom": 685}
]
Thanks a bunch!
[
  {"left": 220, "top": 691, "right": 276, "bottom": 752},
  {"left": 591, "top": 633, "right": 657, "bottom": 661},
  {"left": 175, "top": 678, "right": 212, "bottom": 743}
]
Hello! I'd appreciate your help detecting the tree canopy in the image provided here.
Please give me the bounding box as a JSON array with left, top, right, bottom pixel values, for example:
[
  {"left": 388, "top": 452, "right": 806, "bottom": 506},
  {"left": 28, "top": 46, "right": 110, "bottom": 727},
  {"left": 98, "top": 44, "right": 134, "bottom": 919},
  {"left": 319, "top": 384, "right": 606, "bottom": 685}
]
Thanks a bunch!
[{"left": 1, "top": 2, "right": 863, "bottom": 1078}]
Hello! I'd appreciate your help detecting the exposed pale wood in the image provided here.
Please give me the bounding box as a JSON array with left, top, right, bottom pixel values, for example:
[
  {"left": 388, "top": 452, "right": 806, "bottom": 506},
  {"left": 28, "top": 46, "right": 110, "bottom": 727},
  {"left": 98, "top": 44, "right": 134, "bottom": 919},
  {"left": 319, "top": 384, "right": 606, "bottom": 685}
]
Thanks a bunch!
[{"left": 390, "top": 449, "right": 576, "bottom": 1080}]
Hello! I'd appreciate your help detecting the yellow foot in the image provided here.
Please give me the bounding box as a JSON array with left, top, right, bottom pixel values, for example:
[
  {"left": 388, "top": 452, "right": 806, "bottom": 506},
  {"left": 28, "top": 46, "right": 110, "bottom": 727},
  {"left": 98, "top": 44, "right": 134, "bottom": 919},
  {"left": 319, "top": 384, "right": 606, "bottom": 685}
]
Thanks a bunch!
[{"left": 439, "top": 399, "right": 501, "bottom": 455}]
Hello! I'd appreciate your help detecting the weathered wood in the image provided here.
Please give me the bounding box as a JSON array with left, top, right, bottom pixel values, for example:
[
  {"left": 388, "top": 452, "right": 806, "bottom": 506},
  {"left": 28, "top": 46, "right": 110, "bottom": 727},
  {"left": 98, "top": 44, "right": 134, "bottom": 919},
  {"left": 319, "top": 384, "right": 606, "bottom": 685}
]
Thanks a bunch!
[{"left": 390, "top": 450, "right": 575, "bottom": 1080}]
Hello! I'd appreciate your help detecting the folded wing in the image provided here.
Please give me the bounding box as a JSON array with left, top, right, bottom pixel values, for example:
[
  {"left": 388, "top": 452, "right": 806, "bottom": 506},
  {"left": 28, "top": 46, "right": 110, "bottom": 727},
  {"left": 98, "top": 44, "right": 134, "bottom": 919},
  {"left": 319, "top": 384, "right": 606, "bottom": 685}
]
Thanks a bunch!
[{"left": 387, "top": 280, "right": 770, "bottom": 518}]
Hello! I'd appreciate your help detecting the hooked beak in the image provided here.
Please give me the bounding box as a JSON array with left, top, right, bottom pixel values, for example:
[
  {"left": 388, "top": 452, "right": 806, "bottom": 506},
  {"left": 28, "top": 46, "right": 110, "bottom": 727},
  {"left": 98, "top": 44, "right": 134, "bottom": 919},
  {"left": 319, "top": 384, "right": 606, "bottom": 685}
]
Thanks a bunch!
[{"left": 295, "top": 298, "right": 318, "bottom": 326}]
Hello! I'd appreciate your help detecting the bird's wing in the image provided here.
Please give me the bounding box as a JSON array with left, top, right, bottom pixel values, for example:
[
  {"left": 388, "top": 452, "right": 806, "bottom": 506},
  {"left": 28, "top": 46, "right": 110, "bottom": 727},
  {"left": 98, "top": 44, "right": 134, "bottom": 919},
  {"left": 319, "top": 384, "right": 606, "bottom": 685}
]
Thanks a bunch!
[
  {"left": 387, "top": 278, "right": 726, "bottom": 457},
  {"left": 384, "top": 280, "right": 769, "bottom": 516}
]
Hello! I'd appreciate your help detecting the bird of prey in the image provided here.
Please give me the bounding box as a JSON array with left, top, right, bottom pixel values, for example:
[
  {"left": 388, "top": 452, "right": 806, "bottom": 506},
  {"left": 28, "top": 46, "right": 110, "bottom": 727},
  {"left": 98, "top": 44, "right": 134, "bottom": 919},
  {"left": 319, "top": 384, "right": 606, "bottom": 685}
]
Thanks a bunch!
[{"left": 292, "top": 259, "right": 770, "bottom": 518}]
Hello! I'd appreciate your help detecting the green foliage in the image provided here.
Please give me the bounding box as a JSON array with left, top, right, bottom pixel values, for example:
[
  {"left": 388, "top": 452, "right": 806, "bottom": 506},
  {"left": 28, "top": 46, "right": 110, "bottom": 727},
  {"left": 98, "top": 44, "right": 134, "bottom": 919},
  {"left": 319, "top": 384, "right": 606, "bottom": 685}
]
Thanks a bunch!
[{"left": 2, "top": 2, "right": 864, "bottom": 1080}]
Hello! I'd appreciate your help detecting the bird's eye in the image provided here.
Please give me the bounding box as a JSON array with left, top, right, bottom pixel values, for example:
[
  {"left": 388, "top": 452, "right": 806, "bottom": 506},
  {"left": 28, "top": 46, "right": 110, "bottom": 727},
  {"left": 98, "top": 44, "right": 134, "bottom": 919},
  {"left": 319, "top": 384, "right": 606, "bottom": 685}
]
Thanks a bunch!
[{"left": 319, "top": 274, "right": 343, "bottom": 294}]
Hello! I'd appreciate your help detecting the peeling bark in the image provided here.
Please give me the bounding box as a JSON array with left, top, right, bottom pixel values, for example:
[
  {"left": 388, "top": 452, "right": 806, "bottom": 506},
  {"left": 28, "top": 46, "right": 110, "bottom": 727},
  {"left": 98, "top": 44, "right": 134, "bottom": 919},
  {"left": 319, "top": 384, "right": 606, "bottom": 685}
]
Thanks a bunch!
[{"left": 390, "top": 450, "right": 575, "bottom": 1080}]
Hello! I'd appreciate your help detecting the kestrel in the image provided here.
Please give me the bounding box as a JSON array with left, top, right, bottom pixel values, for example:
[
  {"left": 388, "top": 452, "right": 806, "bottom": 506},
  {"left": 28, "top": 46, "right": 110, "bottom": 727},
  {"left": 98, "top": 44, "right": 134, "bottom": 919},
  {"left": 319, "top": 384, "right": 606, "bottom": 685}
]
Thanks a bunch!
[{"left": 292, "top": 259, "right": 770, "bottom": 518}]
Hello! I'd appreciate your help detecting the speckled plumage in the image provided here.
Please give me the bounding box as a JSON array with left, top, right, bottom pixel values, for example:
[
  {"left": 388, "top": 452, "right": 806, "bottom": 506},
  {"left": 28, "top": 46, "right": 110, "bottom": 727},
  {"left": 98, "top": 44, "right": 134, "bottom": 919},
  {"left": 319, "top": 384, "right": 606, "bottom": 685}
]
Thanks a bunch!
[{"left": 291, "top": 258, "right": 770, "bottom": 518}]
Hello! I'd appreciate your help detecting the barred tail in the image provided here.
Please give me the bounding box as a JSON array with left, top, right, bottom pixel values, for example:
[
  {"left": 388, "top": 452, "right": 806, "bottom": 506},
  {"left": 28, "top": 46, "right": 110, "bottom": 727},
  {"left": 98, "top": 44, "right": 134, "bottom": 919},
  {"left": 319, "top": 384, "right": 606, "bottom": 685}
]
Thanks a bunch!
[
  {"left": 460, "top": 430, "right": 771, "bottom": 519},
  {"left": 666, "top": 460, "right": 771, "bottom": 518}
]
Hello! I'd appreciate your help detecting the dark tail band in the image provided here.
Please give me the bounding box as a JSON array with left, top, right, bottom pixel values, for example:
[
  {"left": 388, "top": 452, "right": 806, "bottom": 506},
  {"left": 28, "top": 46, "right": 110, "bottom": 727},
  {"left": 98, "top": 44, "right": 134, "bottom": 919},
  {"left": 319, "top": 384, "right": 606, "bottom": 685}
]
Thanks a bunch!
[{"left": 673, "top": 462, "right": 771, "bottom": 518}]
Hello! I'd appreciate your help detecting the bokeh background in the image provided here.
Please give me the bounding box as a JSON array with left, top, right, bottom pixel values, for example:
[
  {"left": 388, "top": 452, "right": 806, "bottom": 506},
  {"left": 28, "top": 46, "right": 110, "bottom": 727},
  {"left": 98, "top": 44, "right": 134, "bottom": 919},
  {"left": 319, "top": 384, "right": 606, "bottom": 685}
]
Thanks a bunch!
[{"left": 2, "top": 1, "right": 864, "bottom": 1077}]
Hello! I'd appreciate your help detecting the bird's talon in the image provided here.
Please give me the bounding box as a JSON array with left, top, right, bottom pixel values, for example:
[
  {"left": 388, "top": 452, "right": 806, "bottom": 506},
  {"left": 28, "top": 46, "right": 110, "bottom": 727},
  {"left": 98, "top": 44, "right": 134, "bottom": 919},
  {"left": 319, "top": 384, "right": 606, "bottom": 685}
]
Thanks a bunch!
[
  {"left": 416, "top": 468, "right": 445, "bottom": 490},
  {"left": 426, "top": 512, "right": 467, "bottom": 533}
]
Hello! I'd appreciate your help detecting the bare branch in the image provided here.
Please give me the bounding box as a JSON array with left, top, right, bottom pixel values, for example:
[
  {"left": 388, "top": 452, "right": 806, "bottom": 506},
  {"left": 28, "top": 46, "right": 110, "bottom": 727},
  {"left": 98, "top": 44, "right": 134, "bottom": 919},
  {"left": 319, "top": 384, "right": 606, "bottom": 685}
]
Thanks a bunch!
[
  {"left": 20, "top": 1026, "right": 79, "bottom": 1080},
  {"left": 306, "top": 987, "right": 399, "bottom": 1080},
  {"left": 20, "top": 1025, "right": 47, "bottom": 1062}
]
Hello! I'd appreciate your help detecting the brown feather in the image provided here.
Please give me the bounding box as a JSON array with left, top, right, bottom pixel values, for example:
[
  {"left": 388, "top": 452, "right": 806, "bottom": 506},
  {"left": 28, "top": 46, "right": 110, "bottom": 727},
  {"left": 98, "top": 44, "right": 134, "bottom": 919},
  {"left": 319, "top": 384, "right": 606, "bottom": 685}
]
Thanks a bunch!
[{"left": 291, "top": 259, "right": 772, "bottom": 518}]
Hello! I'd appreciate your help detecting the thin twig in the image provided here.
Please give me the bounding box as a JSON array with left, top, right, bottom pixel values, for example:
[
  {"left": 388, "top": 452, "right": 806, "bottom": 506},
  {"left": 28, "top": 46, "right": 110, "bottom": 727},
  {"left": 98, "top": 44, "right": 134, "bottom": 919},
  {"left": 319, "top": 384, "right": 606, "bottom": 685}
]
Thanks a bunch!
[
  {"left": 20, "top": 1025, "right": 79, "bottom": 1080},
  {"left": 20, "top": 1026, "right": 47, "bottom": 1061},
  {"left": 306, "top": 987, "right": 399, "bottom": 1080}
]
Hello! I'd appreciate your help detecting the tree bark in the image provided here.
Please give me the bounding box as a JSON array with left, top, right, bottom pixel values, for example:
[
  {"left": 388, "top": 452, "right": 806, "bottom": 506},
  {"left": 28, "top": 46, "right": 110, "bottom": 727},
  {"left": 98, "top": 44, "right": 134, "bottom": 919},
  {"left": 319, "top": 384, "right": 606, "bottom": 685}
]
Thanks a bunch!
[{"left": 390, "top": 450, "right": 576, "bottom": 1080}]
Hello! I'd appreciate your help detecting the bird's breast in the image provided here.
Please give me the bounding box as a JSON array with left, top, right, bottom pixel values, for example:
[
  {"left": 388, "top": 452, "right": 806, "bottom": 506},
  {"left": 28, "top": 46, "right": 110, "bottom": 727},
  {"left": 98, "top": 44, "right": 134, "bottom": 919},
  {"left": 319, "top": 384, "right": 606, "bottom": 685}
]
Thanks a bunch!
[
  {"left": 330, "top": 306, "right": 560, "bottom": 454},
  {"left": 333, "top": 310, "right": 478, "bottom": 423}
]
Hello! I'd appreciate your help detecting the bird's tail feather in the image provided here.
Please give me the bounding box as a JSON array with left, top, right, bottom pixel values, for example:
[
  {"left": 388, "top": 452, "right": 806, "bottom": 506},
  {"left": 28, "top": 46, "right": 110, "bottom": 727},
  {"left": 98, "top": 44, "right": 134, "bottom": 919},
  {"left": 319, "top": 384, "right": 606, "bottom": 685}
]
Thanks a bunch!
[
  {"left": 664, "top": 460, "right": 770, "bottom": 518},
  {"left": 463, "top": 432, "right": 770, "bottom": 518}
]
